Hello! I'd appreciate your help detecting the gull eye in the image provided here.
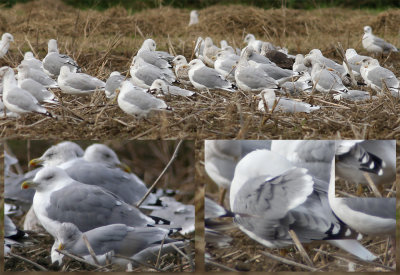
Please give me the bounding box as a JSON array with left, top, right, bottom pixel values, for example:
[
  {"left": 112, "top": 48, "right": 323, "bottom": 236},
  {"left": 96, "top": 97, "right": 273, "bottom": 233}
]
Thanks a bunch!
[{"left": 44, "top": 174, "right": 54, "bottom": 181}]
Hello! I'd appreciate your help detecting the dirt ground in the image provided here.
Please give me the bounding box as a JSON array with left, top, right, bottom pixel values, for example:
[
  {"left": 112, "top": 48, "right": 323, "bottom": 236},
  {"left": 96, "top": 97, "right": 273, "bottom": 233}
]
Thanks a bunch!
[
  {"left": 0, "top": 0, "right": 400, "bottom": 139},
  {"left": 3, "top": 140, "right": 195, "bottom": 272}
]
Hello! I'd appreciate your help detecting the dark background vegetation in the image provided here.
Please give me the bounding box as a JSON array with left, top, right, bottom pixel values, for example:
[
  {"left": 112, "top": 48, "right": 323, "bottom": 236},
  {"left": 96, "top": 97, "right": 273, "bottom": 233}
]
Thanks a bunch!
[{"left": 1, "top": 0, "right": 399, "bottom": 10}]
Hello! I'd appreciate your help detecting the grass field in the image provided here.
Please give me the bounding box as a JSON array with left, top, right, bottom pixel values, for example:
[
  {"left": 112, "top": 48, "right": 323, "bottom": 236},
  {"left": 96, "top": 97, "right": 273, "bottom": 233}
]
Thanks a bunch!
[{"left": 0, "top": 0, "right": 400, "bottom": 139}]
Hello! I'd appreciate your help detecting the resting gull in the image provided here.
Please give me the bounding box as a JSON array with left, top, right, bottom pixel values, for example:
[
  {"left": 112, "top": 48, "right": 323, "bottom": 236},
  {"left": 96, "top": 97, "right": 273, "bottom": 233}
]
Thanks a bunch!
[
  {"left": 214, "top": 49, "right": 239, "bottom": 82},
  {"left": 52, "top": 222, "right": 182, "bottom": 266},
  {"left": 1, "top": 67, "right": 53, "bottom": 117},
  {"left": 188, "top": 59, "right": 236, "bottom": 92},
  {"left": 310, "top": 62, "right": 348, "bottom": 94},
  {"left": 188, "top": 10, "right": 199, "bottom": 26},
  {"left": 21, "top": 166, "right": 159, "bottom": 238},
  {"left": 243, "top": 34, "right": 262, "bottom": 53},
  {"left": 42, "top": 39, "right": 80, "bottom": 77},
  {"left": 362, "top": 26, "right": 398, "bottom": 54},
  {"left": 0, "top": 33, "right": 14, "bottom": 58},
  {"left": 57, "top": 66, "right": 105, "bottom": 95},
  {"left": 172, "top": 55, "right": 191, "bottom": 85},
  {"left": 203, "top": 37, "right": 220, "bottom": 67},
  {"left": 137, "top": 39, "right": 172, "bottom": 69},
  {"left": 343, "top": 49, "right": 370, "bottom": 78},
  {"left": 118, "top": 80, "right": 171, "bottom": 117},
  {"left": 18, "top": 78, "right": 58, "bottom": 104},
  {"left": 21, "top": 52, "right": 43, "bottom": 70},
  {"left": 230, "top": 149, "right": 377, "bottom": 261},
  {"left": 257, "top": 89, "right": 320, "bottom": 113},
  {"left": 17, "top": 64, "right": 58, "bottom": 88}
]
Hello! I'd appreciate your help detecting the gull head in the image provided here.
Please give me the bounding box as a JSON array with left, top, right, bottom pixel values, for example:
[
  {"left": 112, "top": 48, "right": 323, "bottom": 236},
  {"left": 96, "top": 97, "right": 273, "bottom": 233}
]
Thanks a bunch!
[
  {"left": 48, "top": 39, "right": 58, "bottom": 53},
  {"left": 110, "top": 71, "right": 121, "bottom": 77},
  {"left": 364, "top": 26, "right": 372, "bottom": 34},
  {"left": 21, "top": 166, "right": 71, "bottom": 192},
  {"left": 2, "top": 33, "right": 14, "bottom": 43},
  {"left": 308, "top": 49, "right": 322, "bottom": 57},
  {"left": 84, "top": 144, "right": 131, "bottom": 172},
  {"left": 204, "top": 37, "right": 214, "bottom": 48},
  {"left": 29, "top": 141, "right": 84, "bottom": 168},
  {"left": 24, "top": 51, "right": 35, "bottom": 60},
  {"left": 188, "top": 59, "right": 205, "bottom": 69},
  {"left": 360, "top": 58, "right": 379, "bottom": 69},
  {"left": 57, "top": 222, "right": 82, "bottom": 250},
  {"left": 172, "top": 55, "right": 187, "bottom": 66},
  {"left": 142, "top": 39, "right": 157, "bottom": 51},
  {"left": 345, "top": 48, "right": 358, "bottom": 59},
  {"left": 149, "top": 79, "right": 167, "bottom": 95},
  {"left": 244, "top": 34, "right": 255, "bottom": 44},
  {"left": 59, "top": 66, "right": 72, "bottom": 77}
]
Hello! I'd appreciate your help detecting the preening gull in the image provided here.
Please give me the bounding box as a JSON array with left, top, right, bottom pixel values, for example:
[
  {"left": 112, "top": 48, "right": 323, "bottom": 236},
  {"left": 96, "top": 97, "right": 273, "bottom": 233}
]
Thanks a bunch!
[
  {"left": 188, "top": 59, "right": 236, "bottom": 92},
  {"left": 310, "top": 62, "right": 348, "bottom": 93},
  {"left": 42, "top": 39, "right": 80, "bottom": 77},
  {"left": 118, "top": 80, "right": 171, "bottom": 117},
  {"left": 359, "top": 58, "right": 399, "bottom": 97},
  {"left": 188, "top": 10, "right": 199, "bottom": 26},
  {"left": 194, "top": 37, "right": 205, "bottom": 59},
  {"left": 214, "top": 49, "right": 239, "bottom": 82},
  {"left": 203, "top": 37, "right": 220, "bottom": 67},
  {"left": 306, "top": 49, "right": 346, "bottom": 75},
  {"left": 57, "top": 66, "right": 105, "bottom": 95},
  {"left": 243, "top": 34, "right": 262, "bottom": 53},
  {"left": 172, "top": 55, "right": 191, "bottom": 85},
  {"left": 52, "top": 222, "right": 182, "bottom": 266},
  {"left": 293, "top": 54, "right": 310, "bottom": 73},
  {"left": 17, "top": 64, "right": 58, "bottom": 88},
  {"left": 1, "top": 67, "right": 53, "bottom": 117},
  {"left": 230, "top": 148, "right": 377, "bottom": 261},
  {"left": 343, "top": 49, "right": 370, "bottom": 78},
  {"left": 150, "top": 79, "right": 195, "bottom": 97},
  {"left": 257, "top": 89, "right": 320, "bottom": 113},
  {"left": 0, "top": 33, "right": 14, "bottom": 58},
  {"left": 105, "top": 71, "right": 125, "bottom": 99},
  {"left": 21, "top": 166, "right": 157, "bottom": 237},
  {"left": 362, "top": 26, "right": 398, "bottom": 54}
]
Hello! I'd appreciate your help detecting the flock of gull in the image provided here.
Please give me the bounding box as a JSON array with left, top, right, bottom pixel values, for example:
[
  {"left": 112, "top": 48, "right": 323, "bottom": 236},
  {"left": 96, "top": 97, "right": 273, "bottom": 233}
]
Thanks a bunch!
[
  {"left": 0, "top": 21, "right": 399, "bottom": 120},
  {"left": 4, "top": 142, "right": 194, "bottom": 270},
  {"left": 205, "top": 140, "right": 396, "bottom": 269}
]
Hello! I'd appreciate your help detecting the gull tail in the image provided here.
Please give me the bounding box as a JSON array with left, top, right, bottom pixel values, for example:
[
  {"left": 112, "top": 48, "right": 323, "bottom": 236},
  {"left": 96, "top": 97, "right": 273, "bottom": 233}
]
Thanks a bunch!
[{"left": 327, "top": 240, "right": 377, "bottom": 262}]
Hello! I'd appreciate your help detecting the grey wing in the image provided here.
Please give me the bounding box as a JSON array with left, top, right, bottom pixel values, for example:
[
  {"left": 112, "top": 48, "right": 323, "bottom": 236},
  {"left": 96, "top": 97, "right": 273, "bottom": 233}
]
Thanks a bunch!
[
  {"left": 342, "top": 198, "right": 395, "bottom": 220},
  {"left": 65, "top": 75, "right": 105, "bottom": 91},
  {"left": 373, "top": 36, "right": 397, "bottom": 52},
  {"left": 46, "top": 183, "right": 151, "bottom": 232},
  {"left": 65, "top": 162, "right": 148, "bottom": 205},
  {"left": 155, "top": 50, "right": 174, "bottom": 62},
  {"left": 192, "top": 67, "right": 230, "bottom": 88},
  {"left": 237, "top": 67, "right": 277, "bottom": 89},
  {"left": 368, "top": 67, "right": 398, "bottom": 88},
  {"left": 233, "top": 168, "right": 314, "bottom": 242},
  {"left": 44, "top": 53, "right": 78, "bottom": 75},
  {"left": 124, "top": 90, "right": 166, "bottom": 110},
  {"left": 240, "top": 140, "right": 272, "bottom": 157},
  {"left": 138, "top": 51, "right": 170, "bottom": 68},
  {"left": 5, "top": 88, "right": 39, "bottom": 111},
  {"left": 219, "top": 59, "right": 237, "bottom": 73},
  {"left": 133, "top": 68, "right": 161, "bottom": 85}
]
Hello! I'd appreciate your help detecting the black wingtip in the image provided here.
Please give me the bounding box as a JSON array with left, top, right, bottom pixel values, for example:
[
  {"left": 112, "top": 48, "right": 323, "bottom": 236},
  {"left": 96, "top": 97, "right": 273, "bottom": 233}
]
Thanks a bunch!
[{"left": 149, "top": 215, "right": 171, "bottom": 225}]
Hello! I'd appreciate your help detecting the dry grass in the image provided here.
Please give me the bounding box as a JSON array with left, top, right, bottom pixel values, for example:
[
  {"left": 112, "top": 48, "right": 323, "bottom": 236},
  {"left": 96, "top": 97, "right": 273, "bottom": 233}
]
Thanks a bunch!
[
  {"left": 0, "top": 0, "right": 400, "bottom": 139},
  {"left": 3, "top": 140, "right": 195, "bottom": 272}
]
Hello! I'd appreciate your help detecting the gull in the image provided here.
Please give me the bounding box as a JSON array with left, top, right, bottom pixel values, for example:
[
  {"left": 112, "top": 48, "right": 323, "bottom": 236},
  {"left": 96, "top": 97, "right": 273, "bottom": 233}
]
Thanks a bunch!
[
  {"left": 137, "top": 39, "right": 172, "bottom": 69},
  {"left": 306, "top": 49, "right": 346, "bottom": 75},
  {"left": 21, "top": 52, "right": 43, "bottom": 70},
  {"left": 52, "top": 222, "right": 184, "bottom": 266},
  {"left": 118, "top": 80, "right": 171, "bottom": 117},
  {"left": 203, "top": 37, "right": 220, "bottom": 67},
  {"left": 57, "top": 66, "right": 105, "bottom": 95},
  {"left": 0, "top": 98, "right": 18, "bottom": 118},
  {"left": 362, "top": 26, "right": 398, "bottom": 54},
  {"left": 280, "top": 80, "right": 312, "bottom": 95},
  {"left": 18, "top": 78, "right": 58, "bottom": 104},
  {"left": 343, "top": 49, "right": 370, "bottom": 78},
  {"left": 0, "top": 33, "right": 14, "bottom": 58},
  {"left": 310, "top": 62, "right": 348, "bottom": 93},
  {"left": 235, "top": 48, "right": 278, "bottom": 92},
  {"left": 130, "top": 56, "right": 175, "bottom": 89},
  {"left": 150, "top": 79, "right": 195, "bottom": 97},
  {"left": 17, "top": 64, "right": 58, "bottom": 88},
  {"left": 243, "top": 34, "right": 262, "bottom": 53},
  {"left": 188, "top": 10, "right": 199, "bottom": 26},
  {"left": 359, "top": 58, "right": 399, "bottom": 97},
  {"left": 194, "top": 37, "right": 205, "bottom": 59},
  {"left": 1, "top": 67, "right": 53, "bottom": 118},
  {"left": 257, "top": 89, "right": 320, "bottom": 113},
  {"left": 214, "top": 49, "right": 239, "bottom": 81},
  {"left": 42, "top": 39, "right": 80, "bottom": 77},
  {"left": 230, "top": 148, "right": 377, "bottom": 261},
  {"left": 250, "top": 61, "right": 296, "bottom": 81},
  {"left": 335, "top": 140, "right": 396, "bottom": 193},
  {"left": 188, "top": 59, "right": 236, "bottom": 92},
  {"left": 21, "top": 166, "right": 159, "bottom": 238},
  {"left": 333, "top": 89, "right": 372, "bottom": 102},
  {"left": 329, "top": 157, "right": 396, "bottom": 236},
  {"left": 172, "top": 55, "right": 191, "bottom": 85},
  {"left": 242, "top": 45, "right": 275, "bottom": 65},
  {"left": 261, "top": 42, "right": 294, "bottom": 69},
  {"left": 105, "top": 71, "right": 125, "bottom": 99},
  {"left": 293, "top": 54, "right": 310, "bottom": 73}
]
